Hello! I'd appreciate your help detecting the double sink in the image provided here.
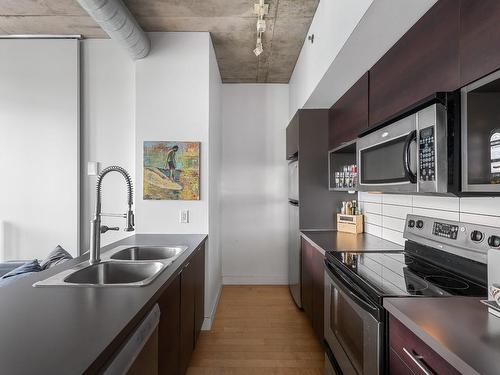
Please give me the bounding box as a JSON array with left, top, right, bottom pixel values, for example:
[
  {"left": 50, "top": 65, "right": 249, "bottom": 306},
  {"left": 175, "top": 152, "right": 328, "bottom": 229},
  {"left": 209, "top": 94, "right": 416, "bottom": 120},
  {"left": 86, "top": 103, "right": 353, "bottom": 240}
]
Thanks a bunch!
[{"left": 34, "top": 245, "right": 188, "bottom": 288}]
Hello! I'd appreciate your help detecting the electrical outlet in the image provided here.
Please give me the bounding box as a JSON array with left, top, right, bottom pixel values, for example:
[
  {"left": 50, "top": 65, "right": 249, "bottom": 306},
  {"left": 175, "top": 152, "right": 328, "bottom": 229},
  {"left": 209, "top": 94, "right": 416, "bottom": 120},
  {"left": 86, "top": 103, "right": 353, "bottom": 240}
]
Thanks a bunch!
[{"left": 180, "top": 209, "right": 189, "bottom": 224}]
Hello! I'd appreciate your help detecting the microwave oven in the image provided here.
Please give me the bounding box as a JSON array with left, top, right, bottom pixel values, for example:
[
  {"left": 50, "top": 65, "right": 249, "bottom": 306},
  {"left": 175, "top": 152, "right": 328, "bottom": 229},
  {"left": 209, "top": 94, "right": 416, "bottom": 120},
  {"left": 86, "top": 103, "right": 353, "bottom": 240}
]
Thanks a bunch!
[{"left": 357, "top": 92, "right": 461, "bottom": 195}]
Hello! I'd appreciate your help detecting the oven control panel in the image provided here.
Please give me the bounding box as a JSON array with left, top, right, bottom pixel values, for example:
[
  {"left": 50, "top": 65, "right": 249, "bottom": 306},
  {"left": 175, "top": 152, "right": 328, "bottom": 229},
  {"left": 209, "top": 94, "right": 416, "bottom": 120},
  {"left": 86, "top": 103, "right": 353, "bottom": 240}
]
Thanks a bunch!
[
  {"left": 419, "top": 127, "right": 435, "bottom": 182},
  {"left": 433, "top": 222, "right": 459, "bottom": 240}
]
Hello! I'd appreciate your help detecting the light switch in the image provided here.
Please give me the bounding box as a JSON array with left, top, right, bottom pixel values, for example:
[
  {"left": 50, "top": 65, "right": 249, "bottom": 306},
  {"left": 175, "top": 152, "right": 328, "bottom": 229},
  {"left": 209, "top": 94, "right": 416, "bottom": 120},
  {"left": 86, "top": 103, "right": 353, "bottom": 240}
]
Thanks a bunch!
[
  {"left": 180, "top": 209, "right": 189, "bottom": 224},
  {"left": 88, "top": 162, "right": 100, "bottom": 176}
]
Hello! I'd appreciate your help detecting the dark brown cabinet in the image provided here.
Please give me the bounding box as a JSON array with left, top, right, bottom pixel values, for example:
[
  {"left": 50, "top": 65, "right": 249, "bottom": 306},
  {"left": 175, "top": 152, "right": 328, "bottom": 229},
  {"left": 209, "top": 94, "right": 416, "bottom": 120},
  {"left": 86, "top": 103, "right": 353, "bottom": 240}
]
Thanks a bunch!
[
  {"left": 459, "top": 0, "right": 500, "bottom": 86},
  {"left": 329, "top": 72, "right": 369, "bottom": 149},
  {"left": 158, "top": 275, "right": 181, "bottom": 375},
  {"left": 301, "top": 238, "right": 324, "bottom": 341},
  {"left": 389, "top": 314, "right": 459, "bottom": 375},
  {"left": 158, "top": 244, "right": 205, "bottom": 375},
  {"left": 369, "top": 0, "right": 460, "bottom": 127}
]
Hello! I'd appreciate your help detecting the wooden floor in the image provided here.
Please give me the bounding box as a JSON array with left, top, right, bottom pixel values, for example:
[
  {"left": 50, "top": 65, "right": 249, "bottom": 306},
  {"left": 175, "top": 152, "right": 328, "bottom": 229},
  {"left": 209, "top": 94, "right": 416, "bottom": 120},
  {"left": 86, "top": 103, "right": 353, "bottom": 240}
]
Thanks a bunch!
[{"left": 187, "top": 285, "right": 324, "bottom": 375}]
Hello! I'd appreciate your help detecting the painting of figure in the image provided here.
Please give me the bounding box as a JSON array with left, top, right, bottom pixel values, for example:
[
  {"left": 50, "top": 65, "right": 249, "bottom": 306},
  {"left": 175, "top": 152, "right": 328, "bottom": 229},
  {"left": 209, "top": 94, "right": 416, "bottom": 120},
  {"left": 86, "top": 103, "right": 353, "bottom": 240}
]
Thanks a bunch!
[{"left": 143, "top": 141, "right": 200, "bottom": 200}]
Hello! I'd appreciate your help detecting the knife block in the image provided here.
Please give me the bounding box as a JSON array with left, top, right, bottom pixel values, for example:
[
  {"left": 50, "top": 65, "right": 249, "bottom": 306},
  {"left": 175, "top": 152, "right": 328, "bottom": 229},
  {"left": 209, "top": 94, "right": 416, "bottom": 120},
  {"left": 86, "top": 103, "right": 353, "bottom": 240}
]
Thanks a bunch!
[{"left": 337, "top": 214, "right": 364, "bottom": 234}]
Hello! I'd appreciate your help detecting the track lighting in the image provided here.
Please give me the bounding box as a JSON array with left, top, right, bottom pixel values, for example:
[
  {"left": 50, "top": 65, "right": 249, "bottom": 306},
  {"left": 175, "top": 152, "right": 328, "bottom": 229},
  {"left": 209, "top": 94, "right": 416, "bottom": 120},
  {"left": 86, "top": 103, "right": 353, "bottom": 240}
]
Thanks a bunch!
[{"left": 253, "top": 0, "right": 268, "bottom": 57}]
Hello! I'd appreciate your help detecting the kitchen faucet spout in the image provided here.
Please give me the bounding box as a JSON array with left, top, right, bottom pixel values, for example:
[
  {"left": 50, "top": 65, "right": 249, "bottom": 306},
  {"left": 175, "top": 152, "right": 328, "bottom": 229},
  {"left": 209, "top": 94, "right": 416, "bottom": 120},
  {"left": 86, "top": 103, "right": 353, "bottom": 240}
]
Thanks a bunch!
[{"left": 89, "top": 166, "right": 134, "bottom": 265}]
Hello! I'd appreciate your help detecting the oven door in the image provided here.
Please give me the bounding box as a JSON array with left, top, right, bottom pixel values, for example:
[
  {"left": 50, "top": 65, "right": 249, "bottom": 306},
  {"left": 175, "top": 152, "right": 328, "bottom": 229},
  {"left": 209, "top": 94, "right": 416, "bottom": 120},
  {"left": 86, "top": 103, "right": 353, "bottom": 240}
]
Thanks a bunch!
[
  {"left": 324, "top": 262, "right": 382, "bottom": 375},
  {"left": 357, "top": 113, "right": 418, "bottom": 193}
]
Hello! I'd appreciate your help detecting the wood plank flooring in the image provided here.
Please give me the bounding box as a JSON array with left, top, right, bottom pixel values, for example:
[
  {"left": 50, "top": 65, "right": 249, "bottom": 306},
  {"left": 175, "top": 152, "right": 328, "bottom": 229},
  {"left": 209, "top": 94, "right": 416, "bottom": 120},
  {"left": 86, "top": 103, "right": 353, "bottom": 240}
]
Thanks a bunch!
[{"left": 187, "top": 285, "right": 324, "bottom": 375}]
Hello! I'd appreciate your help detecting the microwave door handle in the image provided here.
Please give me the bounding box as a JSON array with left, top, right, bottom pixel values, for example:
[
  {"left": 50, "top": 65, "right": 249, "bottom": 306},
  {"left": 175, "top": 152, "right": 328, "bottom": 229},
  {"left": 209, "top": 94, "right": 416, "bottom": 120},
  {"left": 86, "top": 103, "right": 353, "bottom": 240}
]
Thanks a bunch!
[{"left": 403, "top": 130, "right": 417, "bottom": 183}]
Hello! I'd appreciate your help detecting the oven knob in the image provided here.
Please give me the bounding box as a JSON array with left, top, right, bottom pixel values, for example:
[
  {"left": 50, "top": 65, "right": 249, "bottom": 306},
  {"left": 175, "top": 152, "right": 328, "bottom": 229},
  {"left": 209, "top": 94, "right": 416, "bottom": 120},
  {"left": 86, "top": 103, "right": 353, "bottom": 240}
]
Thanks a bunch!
[
  {"left": 408, "top": 220, "right": 415, "bottom": 228},
  {"left": 471, "top": 230, "right": 484, "bottom": 242},
  {"left": 416, "top": 220, "right": 424, "bottom": 229},
  {"left": 488, "top": 235, "right": 500, "bottom": 248}
]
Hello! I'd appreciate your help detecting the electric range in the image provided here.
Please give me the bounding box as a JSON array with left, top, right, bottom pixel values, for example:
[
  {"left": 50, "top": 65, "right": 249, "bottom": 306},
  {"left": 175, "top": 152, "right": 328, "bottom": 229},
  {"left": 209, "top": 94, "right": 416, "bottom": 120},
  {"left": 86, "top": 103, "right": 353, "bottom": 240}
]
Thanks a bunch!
[{"left": 324, "top": 214, "right": 498, "bottom": 375}]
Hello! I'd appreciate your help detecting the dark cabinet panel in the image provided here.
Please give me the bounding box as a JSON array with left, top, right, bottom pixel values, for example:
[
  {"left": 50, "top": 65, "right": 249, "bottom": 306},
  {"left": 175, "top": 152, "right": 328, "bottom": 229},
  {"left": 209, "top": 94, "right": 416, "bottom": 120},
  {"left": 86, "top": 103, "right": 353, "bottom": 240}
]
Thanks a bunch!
[
  {"left": 459, "top": 0, "right": 500, "bottom": 86},
  {"left": 329, "top": 72, "right": 369, "bottom": 148},
  {"left": 301, "top": 238, "right": 313, "bottom": 323},
  {"left": 193, "top": 244, "right": 205, "bottom": 343},
  {"left": 369, "top": 0, "right": 460, "bottom": 126},
  {"left": 311, "top": 248, "right": 325, "bottom": 341},
  {"left": 301, "top": 238, "right": 325, "bottom": 342},
  {"left": 286, "top": 112, "right": 299, "bottom": 159},
  {"left": 179, "top": 258, "right": 196, "bottom": 375},
  {"left": 158, "top": 274, "right": 181, "bottom": 375},
  {"left": 389, "top": 315, "right": 460, "bottom": 375}
]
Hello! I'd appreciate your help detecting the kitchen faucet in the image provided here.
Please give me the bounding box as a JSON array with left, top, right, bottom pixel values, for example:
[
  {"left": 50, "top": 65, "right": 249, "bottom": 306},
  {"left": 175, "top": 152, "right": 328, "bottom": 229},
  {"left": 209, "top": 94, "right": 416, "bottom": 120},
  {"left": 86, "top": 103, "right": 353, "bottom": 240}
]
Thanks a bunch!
[{"left": 89, "top": 166, "right": 135, "bottom": 264}]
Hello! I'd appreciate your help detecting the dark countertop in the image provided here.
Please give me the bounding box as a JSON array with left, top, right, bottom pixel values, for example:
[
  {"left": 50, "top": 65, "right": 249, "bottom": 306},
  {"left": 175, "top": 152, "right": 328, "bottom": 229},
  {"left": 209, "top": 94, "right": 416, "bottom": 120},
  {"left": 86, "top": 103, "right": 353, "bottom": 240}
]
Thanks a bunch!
[
  {"left": 300, "top": 230, "right": 403, "bottom": 255},
  {"left": 0, "top": 234, "right": 207, "bottom": 375},
  {"left": 384, "top": 297, "right": 500, "bottom": 375}
]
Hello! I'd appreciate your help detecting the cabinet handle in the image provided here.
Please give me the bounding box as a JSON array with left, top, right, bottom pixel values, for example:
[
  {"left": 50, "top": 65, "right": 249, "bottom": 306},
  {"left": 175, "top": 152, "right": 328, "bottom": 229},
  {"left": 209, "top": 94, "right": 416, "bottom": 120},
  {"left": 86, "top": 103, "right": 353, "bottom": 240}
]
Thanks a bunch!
[
  {"left": 183, "top": 262, "right": 190, "bottom": 269},
  {"left": 403, "top": 348, "right": 433, "bottom": 375}
]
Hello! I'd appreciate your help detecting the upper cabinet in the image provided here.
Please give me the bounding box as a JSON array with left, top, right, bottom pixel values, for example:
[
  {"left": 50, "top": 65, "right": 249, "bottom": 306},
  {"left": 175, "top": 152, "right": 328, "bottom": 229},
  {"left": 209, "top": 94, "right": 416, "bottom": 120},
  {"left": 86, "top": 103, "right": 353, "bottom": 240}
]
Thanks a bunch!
[
  {"left": 328, "top": 72, "right": 369, "bottom": 149},
  {"left": 459, "top": 0, "right": 500, "bottom": 86},
  {"left": 368, "top": 0, "right": 460, "bottom": 127}
]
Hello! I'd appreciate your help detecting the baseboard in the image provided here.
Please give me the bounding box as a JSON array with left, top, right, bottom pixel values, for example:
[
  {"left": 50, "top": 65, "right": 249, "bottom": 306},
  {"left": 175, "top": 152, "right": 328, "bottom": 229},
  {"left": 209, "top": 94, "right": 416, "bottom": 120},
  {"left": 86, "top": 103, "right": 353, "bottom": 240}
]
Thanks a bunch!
[
  {"left": 201, "top": 281, "right": 222, "bottom": 331},
  {"left": 222, "top": 275, "right": 288, "bottom": 285}
]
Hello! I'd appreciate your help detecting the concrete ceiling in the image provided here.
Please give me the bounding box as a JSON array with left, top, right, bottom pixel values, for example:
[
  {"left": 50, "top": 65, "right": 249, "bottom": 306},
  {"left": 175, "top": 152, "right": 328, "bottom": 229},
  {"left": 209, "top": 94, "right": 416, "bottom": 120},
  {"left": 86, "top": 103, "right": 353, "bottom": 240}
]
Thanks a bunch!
[{"left": 0, "top": 0, "right": 319, "bottom": 83}]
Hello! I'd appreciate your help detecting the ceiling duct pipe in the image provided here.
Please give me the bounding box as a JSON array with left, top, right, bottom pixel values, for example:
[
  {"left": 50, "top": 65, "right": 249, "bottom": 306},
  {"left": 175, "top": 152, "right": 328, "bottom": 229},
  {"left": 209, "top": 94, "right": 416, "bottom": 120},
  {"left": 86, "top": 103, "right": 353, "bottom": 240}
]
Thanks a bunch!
[{"left": 76, "top": 0, "right": 150, "bottom": 59}]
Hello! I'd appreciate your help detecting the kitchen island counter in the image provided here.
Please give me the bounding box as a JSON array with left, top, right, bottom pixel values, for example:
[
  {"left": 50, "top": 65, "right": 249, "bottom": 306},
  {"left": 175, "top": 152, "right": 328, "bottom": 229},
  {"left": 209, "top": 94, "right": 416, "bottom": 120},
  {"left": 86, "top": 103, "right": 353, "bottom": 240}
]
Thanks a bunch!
[{"left": 0, "top": 234, "right": 207, "bottom": 375}]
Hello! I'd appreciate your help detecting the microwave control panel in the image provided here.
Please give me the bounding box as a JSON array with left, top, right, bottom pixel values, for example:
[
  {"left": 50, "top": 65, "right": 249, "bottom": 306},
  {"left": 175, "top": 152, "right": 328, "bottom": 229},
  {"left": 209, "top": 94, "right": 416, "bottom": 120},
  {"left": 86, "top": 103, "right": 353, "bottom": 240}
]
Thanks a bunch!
[{"left": 419, "top": 127, "right": 435, "bottom": 181}]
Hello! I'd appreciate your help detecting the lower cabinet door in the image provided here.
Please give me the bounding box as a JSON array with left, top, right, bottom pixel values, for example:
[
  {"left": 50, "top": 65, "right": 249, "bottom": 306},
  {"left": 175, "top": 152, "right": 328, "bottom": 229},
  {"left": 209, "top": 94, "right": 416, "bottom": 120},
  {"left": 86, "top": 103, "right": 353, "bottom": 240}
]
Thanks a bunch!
[
  {"left": 194, "top": 244, "right": 205, "bottom": 343},
  {"left": 301, "top": 239, "right": 313, "bottom": 322},
  {"left": 158, "top": 274, "right": 181, "bottom": 375},
  {"left": 312, "top": 248, "right": 325, "bottom": 341},
  {"left": 179, "top": 257, "right": 196, "bottom": 375}
]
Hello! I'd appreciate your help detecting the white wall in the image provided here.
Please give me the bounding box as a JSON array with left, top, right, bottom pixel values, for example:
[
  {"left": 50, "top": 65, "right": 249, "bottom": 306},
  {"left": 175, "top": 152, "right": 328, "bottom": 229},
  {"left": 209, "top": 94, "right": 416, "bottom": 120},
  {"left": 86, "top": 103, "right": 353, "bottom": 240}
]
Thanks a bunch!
[
  {"left": 221, "top": 84, "right": 289, "bottom": 284},
  {"left": 359, "top": 192, "right": 500, "bottom": 261},
  {"left": 80, "top": 40, "right": 135, "bottom": 252},
  {"left": 0, "top": 39, "right": 80, "bottom": 260},
  {"left": 135, "top": 32, "right": 222, "bottom": 325},
  {"left": 135, "top": 33, "right": 210, "bottom": 235},
  {"left": 289, "top": 0, "right": 373, "bottom": 117},
  {"left": 207, "top": 39, "right": 223, "bottom": 324}
]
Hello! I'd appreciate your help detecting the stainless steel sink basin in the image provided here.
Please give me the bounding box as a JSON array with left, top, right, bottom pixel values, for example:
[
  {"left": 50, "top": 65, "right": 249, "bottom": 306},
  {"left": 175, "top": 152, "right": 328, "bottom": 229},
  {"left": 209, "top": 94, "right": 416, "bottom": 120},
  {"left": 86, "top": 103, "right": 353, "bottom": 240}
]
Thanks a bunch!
[
  {"left": 64, "top": 261, "right": 164, "bottom": 285},
  {"left": 34, "top": 260, "right": 165, "bottom": 287},
  {"left": 110, "top": 246, "right": 188, "bottom": 261}
]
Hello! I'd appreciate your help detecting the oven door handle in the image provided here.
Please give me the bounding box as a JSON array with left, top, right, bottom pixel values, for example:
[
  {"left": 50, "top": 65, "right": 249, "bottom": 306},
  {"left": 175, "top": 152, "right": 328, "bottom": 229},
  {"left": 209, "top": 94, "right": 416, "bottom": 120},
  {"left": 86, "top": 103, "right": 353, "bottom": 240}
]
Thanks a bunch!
[
  {"left": 326, "top": 263, "right": 380, "bottom": 319},
  {"left": 403, "top": 130, "right": 417, "bottom": 183}
]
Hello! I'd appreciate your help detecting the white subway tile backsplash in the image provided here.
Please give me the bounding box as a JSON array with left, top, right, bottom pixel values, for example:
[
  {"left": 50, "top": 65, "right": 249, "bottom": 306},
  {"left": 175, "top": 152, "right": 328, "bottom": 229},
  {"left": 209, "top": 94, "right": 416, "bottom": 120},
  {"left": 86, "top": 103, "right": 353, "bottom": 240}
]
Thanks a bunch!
[
  {"left": 382, "top": 216, "right": 406, "bottom": 232},
  {"left": 459, "top": 212, "right": 500, "bottom": 227},
  {"left": 365, "top": 222, "right": 382, "bottom": 237},
  {"left": 382, "top": 227, "right": 405, "bottom": 246},
  {"left": 460, "top": 197, "right": 500, "bottom": 216},
  {"left": 413, "top": 195, "right": 460, "bottom": 211},
  {"left": 360, "top": 202, "right": 382, "bottom": 215},
  {"left": 412, "top": 207, "right": 460, "bottom": 221},
  {"left": 357, "top": 192, "right": 499, "bottom": 247},
  {"left": 382, "top": 194, "right": 413, "bottom": 206},
  {"left": 359, "top": 192, "right": 383, "bottom": 203},
  {"left": 383, "top": 204, "right": 412, "bottom": 219},
  {"left": 364, "top": 212, "right": 382, "bottom": 226}
]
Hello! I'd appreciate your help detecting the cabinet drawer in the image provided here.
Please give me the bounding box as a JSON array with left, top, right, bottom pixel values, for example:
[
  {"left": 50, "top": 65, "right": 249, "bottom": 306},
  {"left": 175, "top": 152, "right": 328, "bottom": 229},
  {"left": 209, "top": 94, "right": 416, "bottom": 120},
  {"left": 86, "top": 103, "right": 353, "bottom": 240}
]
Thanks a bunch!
[
  {"left": 390, "top": 347, "right": 415, "bottom": 375},
  {"left": 389, "top": 315, "right": 459, "bottom": 375}
]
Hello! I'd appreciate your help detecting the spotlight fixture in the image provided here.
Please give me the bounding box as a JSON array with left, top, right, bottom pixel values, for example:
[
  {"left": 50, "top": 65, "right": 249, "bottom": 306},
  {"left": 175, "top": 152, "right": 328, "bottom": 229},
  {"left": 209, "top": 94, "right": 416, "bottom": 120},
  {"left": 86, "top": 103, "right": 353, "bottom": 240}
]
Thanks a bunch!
[{"left": 253, "top": 0, "right": 268, "bottom": 57}]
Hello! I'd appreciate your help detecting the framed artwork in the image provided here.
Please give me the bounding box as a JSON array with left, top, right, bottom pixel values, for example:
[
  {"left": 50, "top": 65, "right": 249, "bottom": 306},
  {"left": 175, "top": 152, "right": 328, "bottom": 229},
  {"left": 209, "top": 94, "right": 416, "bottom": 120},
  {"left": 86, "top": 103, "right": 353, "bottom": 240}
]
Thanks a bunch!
[{"left": 143, "top": 141, "right": 200, "bottom": 200}]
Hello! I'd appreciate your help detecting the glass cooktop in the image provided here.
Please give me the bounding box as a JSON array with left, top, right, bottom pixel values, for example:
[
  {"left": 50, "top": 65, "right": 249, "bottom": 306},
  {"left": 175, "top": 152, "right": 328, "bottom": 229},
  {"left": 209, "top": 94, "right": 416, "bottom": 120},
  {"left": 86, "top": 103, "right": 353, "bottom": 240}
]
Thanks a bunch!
[{"left": 326, "top": 250, "right": 487, "bottom": 299}]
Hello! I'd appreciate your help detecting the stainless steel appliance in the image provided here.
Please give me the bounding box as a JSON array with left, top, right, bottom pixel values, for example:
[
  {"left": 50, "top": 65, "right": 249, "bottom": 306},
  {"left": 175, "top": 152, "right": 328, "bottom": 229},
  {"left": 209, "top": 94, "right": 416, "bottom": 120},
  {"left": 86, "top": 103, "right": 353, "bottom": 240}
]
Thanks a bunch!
[
  {"left": 357, "top": 93, "right": 460, "bottom": 195},
  {"left": 461, "top": 68, "right": 500, "bottom": 194},
  {"left": 324, "top": 214, "right": 494, "bottom": 374},
  {"left": 288, "top": 159, "right": 301, "bottom": 307}
]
